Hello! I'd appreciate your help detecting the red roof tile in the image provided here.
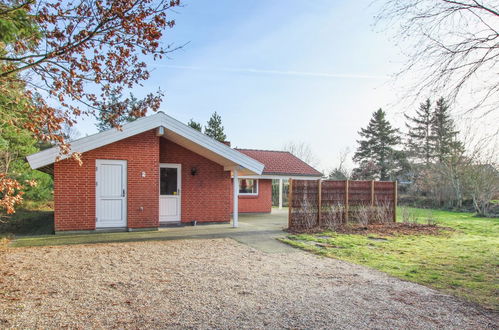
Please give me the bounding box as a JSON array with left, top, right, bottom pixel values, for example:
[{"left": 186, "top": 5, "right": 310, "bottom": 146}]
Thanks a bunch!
[{"left": 235, "top": 149, "right": 322, "bottom": 177}]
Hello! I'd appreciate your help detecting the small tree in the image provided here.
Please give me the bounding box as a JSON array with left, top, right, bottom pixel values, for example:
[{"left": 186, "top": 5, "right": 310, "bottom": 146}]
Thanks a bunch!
[
  {"left": 353, "top": 109, "right": 401, "bottom": 180},
  {"left": 466, "top": 163, "right": 499, "bottom": 216},
  {"left": 328, "top": 149, "right": 350, "bottom": 180},
  {"left": 96, "top": 93, "right": 141, "bottom": 132},
  {"left": 187, "top": 119, "right": 202, "bottom": 132},
  {"left": 412, "top": 146, "right": 468, "bottom": 209},
  {"left": 462, "top": 137, "right": 499, "bottom": 216},
  {"left": 350, "top": 160, "right": 380, "bottom": 180},
  {"left": 328, "top": 168, "right": 349, "bottom": 180},
  {"left": 204, "top": 112, "right": 227, "bottom": 142}
]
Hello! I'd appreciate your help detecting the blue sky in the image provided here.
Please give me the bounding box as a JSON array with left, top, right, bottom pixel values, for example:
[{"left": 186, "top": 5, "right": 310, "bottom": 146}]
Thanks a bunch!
[{"left": 76, "top": 0, "right": 407, "bottom": 172}]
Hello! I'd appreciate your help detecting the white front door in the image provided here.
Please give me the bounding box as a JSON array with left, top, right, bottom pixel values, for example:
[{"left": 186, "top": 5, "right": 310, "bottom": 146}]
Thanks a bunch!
[
  {"left": 159, "top": 163, "right": 181, "bottom": 222},
  {"left": 96, "top": 160, "right": 127, "bottom": 228}
]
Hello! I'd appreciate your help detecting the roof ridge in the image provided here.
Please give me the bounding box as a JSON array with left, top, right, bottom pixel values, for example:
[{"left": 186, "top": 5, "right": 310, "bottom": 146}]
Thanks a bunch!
[
  {"left": 235, "top": 148, "right": 290, "bottom": 153},
  {"left": 27, "top": 112, "right": 265, "bottom": 175},
  {"left": 235, "top": 148, "right": 323, "bottom": 176}
]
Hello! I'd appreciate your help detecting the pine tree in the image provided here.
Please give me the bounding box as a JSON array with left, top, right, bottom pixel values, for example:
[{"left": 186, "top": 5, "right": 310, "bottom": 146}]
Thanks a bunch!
[
  {"left": 431, "top": 97, "right": 463, "bottom": 162},
  {"left": 95, "top": 93, "right": 139, "bottom": 132},
  {"left": 187, "top": 119, "right": 202, "bottom": 132},
  {"left": 405, "top": 98, "right": 433, "bottom": 165},
  {"left": 204, "top": 111, "right": 227, "bottom": 142},
  {"left": 353, "top": 109, "right": 400, "bottom": 180}
]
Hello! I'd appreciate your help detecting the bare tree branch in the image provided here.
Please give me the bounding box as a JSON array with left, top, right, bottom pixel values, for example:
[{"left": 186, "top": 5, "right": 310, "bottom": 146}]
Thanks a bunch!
[{"left": 376, "top": 0, "right": 499, "bottom": 118}]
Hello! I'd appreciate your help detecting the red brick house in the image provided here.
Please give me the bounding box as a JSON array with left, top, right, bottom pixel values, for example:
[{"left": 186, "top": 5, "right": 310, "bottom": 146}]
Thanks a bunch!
[
  {"left": 230, "top": 149, "right": 322, "bottom": 213},
  {"left": 27, "top": 112, "right": 320, "bottom": 233}
]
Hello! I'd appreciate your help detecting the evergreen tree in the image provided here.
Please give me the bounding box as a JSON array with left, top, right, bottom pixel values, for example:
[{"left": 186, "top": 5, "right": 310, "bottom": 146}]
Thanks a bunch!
[
  {"left": 204, "top": 111, "right": 227, "bottom": 142},
  {"left": 95, "top": 93, "right": 140, "bottom": 132},
  {"left": 328, "top": 168, "right": 348, "bottom": 180},
  {"left": 431, "top": 97, "right": 463, "bottom": 162},
  {"left": 405, "top": 98, "right": 433, "bottom": 165},
  {"left": 0, "top": 91, "right": 54, "bottom": 202},
  {"left": 187, "top": 119, "right": 202, "bottom": 132},
  {"left": 0, "top": 123, "right": 53, "bottom": 201},
  {"left": 353, "top": 109, "right": 400, "bottom": 180}
]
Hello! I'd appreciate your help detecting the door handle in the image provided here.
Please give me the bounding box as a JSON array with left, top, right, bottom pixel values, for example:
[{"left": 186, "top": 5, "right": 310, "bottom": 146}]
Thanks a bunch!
[{"left": 122, "top": 189, "right": 126, "bottom": 197}]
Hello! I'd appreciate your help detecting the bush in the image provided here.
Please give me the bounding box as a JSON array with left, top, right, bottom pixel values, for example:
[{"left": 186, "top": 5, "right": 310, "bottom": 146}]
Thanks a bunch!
[
  {"left": 322, "top": 204, "right": 344, "bottom": 229},
  {"left": 290, "top": 202, "right": 394, "bottom": 232},
  {"left": 21, "top": 171, "right": 53, "bottom": 201}
]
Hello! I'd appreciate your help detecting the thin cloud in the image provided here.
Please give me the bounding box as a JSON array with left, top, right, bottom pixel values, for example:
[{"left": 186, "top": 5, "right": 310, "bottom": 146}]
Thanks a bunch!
[{"left": 156, "top": 64, "right": 389, "bottom": 80}]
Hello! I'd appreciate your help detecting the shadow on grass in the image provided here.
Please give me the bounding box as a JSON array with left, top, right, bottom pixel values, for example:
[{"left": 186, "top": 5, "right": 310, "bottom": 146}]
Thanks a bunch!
[{"left": 0, "top": 202, "right": 54, "bottom": 237}]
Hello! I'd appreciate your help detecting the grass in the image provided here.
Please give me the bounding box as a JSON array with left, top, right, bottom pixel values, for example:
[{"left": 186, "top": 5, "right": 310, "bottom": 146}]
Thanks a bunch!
[
  {"left": 0, "top": 201, "right": 53, "bottom": 251},
  {"left": 280, "top": 207, "right": 499, "bottom": 310},
  {"left": 0, "top": 201, "right": 54, "bottom": 238}
]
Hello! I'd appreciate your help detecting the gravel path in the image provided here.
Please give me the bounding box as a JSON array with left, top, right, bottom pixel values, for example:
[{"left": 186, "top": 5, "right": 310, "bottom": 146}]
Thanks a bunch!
[{"left": 0, "top": 238, "right": 496, "bottom": 329}]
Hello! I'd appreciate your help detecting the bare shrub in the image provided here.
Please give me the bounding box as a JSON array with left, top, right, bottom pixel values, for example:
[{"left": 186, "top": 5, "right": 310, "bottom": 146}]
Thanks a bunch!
[
  {"left": 425, "top": 211, "right": 437, "bottom": 226},
  {"left": 322, "top": 204, "right": 344, "bottom": 230},
  {"left": 401, "top": 207, "right": 418, "bottom": 224},
  {"left": 372, "top": 202, "right": 393, "bottom": 224},
  {"left": 353, "top": 205, "right": 372, "bottom": 226},
  {"left": 349, "top": 203, "right": 393, "bottom": 225},
  {"left": 292, "top": 199, "right": 318, "bottom": 230},
  {"left": 288, "top": 179, "right": 398, "bottom": 231}
]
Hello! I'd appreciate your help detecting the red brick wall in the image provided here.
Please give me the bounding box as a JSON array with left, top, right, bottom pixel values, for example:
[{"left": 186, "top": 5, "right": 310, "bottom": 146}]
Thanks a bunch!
[
  {"left": 54, "top": 130, "right": 159, "bottom": 231},
  {"left": 230, "top": 179, "right": 272, "bottom": 213},
  {"left": 159, "top": 138, "right": 231, "bottom": 223}
]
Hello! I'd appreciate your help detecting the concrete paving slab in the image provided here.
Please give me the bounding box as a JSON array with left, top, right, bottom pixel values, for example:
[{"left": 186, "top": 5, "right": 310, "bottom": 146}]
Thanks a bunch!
[
  {"left": 159, "top": 208, "right": 296, "bottom": 253},
  {"left": 12, "top": 208, "right": 297, "bottom": 252}
]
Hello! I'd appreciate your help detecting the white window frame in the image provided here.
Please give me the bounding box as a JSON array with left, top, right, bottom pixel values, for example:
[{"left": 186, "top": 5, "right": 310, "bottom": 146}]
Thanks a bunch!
[{"left": 238, "top": 178, "right": 259, "bottom": 196}]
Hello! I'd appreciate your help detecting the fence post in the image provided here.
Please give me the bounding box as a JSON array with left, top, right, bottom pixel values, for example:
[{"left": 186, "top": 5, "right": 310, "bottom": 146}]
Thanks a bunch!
[
  {"left": 317, "top": 179, "right": 322, "bottom": 227},
  {"left": 393, "top": 180, "right": 397, "bottom": 222},
  {"left": 371, "top": 180, "right": 375, "bottom": 206},
  {"left": 344, "top": 180, "right": 349, "bottom": 224},
  {"left": 288, "top": 179, "right": 293, "bottom": 228}
]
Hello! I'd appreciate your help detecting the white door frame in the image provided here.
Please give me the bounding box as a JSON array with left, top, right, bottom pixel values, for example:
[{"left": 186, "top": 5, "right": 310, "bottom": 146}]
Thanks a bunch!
[
  {"left": 159, "top": 163, "right": 182, "bottom": 222},
  {"left": 95, "top": 159, "right": 127, "bottom": 228}
]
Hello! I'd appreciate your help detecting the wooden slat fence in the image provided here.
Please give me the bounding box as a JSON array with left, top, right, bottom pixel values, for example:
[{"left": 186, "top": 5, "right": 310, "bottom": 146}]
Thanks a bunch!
[{"left": 288, "top": 179, "right": 397, "bottom": 231}]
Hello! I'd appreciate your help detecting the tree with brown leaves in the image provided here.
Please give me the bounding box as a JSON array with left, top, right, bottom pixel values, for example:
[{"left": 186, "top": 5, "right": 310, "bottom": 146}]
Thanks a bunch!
[{"left": 0, "top": 0, "right": 182, "bottom": 215}]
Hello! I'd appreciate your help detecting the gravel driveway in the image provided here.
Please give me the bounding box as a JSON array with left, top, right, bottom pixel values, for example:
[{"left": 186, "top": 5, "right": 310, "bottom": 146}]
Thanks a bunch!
[{"left": 0, "top": 238, "right": 496, "bottom": 329}]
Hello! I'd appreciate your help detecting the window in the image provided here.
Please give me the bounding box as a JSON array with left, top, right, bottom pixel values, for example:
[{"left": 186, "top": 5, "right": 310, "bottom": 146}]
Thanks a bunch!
[
  {"left": 239, "top": 179, "right": 258, "bottom": 195},
  {"left": 160, "top": 167, "right": 178, "bottom": 195}
]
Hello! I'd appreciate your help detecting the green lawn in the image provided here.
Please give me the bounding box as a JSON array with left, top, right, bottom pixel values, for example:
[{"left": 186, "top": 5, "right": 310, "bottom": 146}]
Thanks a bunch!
[
  {"left": 281, "top": 208, "right": 499, "bottom": 310},
  {"left": 0, "top": 201, "right": 54, "bottom": 238}
]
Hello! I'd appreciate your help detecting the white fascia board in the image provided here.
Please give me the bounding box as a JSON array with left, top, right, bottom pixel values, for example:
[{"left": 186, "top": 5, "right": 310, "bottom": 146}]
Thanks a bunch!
[
  {"left": 234, "top": 174, "right": 323, "bottom": 180},
  {"left": 27, "top": 112, "right": 264, "bottom": 175},
  {"left": 26, "top": 114, "right": 161, "bottom": 169}
]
